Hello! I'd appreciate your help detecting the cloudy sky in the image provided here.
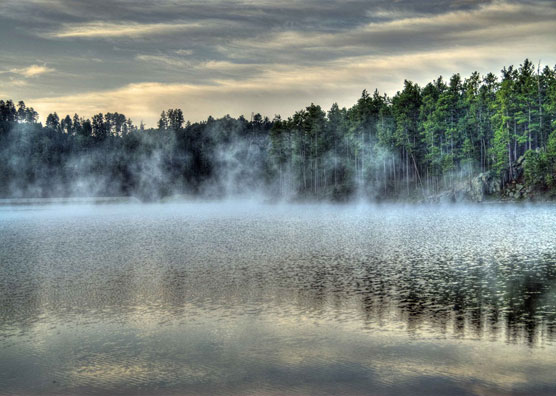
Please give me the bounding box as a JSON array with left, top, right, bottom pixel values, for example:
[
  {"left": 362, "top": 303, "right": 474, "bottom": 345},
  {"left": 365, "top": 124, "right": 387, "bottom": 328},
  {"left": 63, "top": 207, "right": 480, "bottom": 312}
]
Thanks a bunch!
[{"left": 1, "top": 0, "right": 555, "bottom": 126}]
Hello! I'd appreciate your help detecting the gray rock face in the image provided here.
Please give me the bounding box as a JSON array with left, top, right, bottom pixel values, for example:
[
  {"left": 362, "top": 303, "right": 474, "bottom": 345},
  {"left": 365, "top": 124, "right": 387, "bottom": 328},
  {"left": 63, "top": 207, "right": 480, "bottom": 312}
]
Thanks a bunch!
[
  {"left": 422, "top": 171, "right": 502, "bottom": 203},
  {"left": 465, "top": 171, "right": 501, "bottom": 202},
  {"left": 420, "top": 154, "right": 548, "bottom": 203}
]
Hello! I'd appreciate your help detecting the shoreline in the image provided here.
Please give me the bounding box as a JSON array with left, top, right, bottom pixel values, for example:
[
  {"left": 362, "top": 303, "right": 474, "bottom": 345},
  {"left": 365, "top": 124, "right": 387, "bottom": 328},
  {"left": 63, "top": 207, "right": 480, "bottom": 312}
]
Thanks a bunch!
[{"left": 1, "top": 194, "right": 555, "bottom": 206}]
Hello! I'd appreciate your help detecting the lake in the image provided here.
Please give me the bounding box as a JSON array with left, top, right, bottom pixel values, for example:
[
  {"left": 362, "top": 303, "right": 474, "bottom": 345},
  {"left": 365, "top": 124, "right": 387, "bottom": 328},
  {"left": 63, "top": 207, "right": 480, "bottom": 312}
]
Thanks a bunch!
[{"left": 1, "top": 201, "right": 556, "bottom": 395}]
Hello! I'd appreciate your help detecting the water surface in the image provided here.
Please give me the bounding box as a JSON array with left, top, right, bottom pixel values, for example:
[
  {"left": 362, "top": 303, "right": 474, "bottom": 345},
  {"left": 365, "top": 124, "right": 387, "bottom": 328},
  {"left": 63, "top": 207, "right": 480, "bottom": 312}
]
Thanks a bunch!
[{"left": 1, "top": 202, "right": 556, "bottom": 395}]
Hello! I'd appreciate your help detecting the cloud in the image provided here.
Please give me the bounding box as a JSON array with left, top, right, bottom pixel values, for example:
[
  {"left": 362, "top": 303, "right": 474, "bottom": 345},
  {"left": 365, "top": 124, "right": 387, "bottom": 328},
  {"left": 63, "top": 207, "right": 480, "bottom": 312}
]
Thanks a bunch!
[
  {"left": 8, "top": 80, "right": 30, "bottom": 87},
  {"left": 9, "top": 64, "right": 55, "bottom": 78},
  {"left": 2, "top": 0, "right": 555, "bottom": 126},
  {"left": 135, "top": 55, "right": 264, "bottom": 78},
  {"left": 29, "top": 44, "right": 555, "bottom": 128},
  {"left": 135, "top": 54, "right": 194, "bottom": 68},
  {"left": 47, "top": 21, "right": 203, "bottom": 38},
  {"left": 30, "top": 81, "right": 287, "bottom": 127},
  {"left": 175, "top": 49, "right": 194, "bottom": 56},
  {"left": 226, "top": 1, "right": 556, "bottom": 60}
]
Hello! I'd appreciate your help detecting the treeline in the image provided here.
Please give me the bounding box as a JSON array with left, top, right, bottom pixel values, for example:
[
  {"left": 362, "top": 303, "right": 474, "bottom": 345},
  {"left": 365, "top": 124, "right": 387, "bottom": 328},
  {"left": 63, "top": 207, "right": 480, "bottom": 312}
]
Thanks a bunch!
[
  {"left": 1, "top": 59, "right": 556, "bottom": 200},
  {"left": 0, "top": 102, "right": 273, "bottom": 199}
]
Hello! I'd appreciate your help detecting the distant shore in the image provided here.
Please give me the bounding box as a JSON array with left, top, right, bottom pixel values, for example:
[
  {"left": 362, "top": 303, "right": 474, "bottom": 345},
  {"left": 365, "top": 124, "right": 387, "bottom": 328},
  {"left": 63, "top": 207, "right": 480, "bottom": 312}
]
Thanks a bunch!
[{"left": 1, "top": 193, "right": 554, "bottom": 206}]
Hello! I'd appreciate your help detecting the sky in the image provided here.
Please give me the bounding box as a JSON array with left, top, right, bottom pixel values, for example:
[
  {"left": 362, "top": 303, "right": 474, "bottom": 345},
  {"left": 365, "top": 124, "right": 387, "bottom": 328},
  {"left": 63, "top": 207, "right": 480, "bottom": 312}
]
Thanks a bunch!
[{"left": 0, "top": 0, "right": 555, "bottom": 127}]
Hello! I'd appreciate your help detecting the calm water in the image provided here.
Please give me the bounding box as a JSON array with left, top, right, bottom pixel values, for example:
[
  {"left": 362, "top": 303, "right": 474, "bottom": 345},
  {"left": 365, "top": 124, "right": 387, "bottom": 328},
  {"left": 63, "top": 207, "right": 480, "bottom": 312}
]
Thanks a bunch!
[{"left": 1, "top": 202, "right": 556, "bottom": 395}]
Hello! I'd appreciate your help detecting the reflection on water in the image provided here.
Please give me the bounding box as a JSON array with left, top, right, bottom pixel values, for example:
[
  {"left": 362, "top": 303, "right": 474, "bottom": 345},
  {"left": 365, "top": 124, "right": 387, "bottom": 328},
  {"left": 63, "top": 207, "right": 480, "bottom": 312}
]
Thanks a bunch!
[{"left": 1, "top": 202, "right": 556, "bottom": 395}]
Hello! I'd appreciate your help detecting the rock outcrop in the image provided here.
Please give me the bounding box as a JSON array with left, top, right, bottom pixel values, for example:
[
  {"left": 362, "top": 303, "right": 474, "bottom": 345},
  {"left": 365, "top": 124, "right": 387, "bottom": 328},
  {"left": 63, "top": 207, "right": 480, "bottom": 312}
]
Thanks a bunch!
[
  {"left": 423, "top": 171, "right": 503, "bottom": 203},
  {"left": 422, "top": 155, "right": 538, "bottom": 203},
  {"left": 465, "top": 171, "right": 502, "bottom": 202}
]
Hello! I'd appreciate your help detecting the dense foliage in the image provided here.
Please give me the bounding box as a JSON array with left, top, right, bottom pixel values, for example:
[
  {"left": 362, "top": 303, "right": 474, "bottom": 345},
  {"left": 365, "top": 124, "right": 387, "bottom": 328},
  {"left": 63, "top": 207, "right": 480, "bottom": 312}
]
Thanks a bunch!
[{"left": 2, "top": 59, "right": 556, "bottom": 200}]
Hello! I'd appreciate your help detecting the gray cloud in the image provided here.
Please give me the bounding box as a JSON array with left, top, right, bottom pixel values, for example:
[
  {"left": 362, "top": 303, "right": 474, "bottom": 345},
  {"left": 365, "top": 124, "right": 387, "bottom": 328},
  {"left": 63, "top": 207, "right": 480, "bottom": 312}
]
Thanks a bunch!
[
  {"left": 0, "top": 0, "right": 554, "bottom": 126},
  {"left": 8, "top": 64, "right": 55, "bottom": 77}
]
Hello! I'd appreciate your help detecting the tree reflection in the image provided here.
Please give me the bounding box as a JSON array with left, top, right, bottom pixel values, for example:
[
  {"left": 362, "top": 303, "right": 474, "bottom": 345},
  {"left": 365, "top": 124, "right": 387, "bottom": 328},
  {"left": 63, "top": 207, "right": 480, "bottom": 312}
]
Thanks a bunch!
[{"left": 2, "top": 249, "right": 556, "bottom": 347}]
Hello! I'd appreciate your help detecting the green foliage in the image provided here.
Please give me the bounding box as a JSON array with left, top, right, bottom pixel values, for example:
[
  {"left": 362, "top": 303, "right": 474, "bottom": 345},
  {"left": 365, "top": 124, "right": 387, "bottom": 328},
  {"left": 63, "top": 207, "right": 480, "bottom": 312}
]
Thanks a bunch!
[
  {"left": 523, "top": 150, "right": 548, "bottom": 187},
  {"left": 1, "top": 59, "right": 556, "bottom": 200}
]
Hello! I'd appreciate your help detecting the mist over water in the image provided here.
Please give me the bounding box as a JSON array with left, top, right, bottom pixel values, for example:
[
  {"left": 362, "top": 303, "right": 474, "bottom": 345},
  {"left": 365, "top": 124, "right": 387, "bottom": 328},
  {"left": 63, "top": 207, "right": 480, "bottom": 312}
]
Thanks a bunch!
[{"left": 1, "top": 201, "right": 556, "bottom": 395}]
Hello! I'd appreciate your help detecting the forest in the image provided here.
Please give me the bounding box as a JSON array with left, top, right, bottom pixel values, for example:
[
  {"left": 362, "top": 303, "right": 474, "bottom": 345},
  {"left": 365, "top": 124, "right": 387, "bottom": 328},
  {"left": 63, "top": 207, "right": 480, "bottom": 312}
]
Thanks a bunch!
[{"left": 1, "top": 59, "right": 556, "bottom": 201}]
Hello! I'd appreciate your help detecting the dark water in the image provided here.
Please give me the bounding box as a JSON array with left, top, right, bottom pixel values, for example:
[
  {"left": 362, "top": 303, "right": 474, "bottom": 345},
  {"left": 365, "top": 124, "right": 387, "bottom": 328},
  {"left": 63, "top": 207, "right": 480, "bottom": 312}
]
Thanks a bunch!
[{"left": 1, "top": 202, "right": 556, "bottom": 395}]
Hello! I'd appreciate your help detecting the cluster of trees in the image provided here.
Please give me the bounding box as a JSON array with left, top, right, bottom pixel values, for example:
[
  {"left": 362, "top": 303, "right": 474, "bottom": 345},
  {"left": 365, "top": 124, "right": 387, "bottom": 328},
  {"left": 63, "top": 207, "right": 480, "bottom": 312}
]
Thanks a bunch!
[
  {"left": 1, "top": 59, "right": 556, "bottom": 200},
  {"left": 270, "top": 59, "right": 556, "bottom": 199},
  {"left": 0, "top": 102, "right": 272, "bottom": 199}
]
